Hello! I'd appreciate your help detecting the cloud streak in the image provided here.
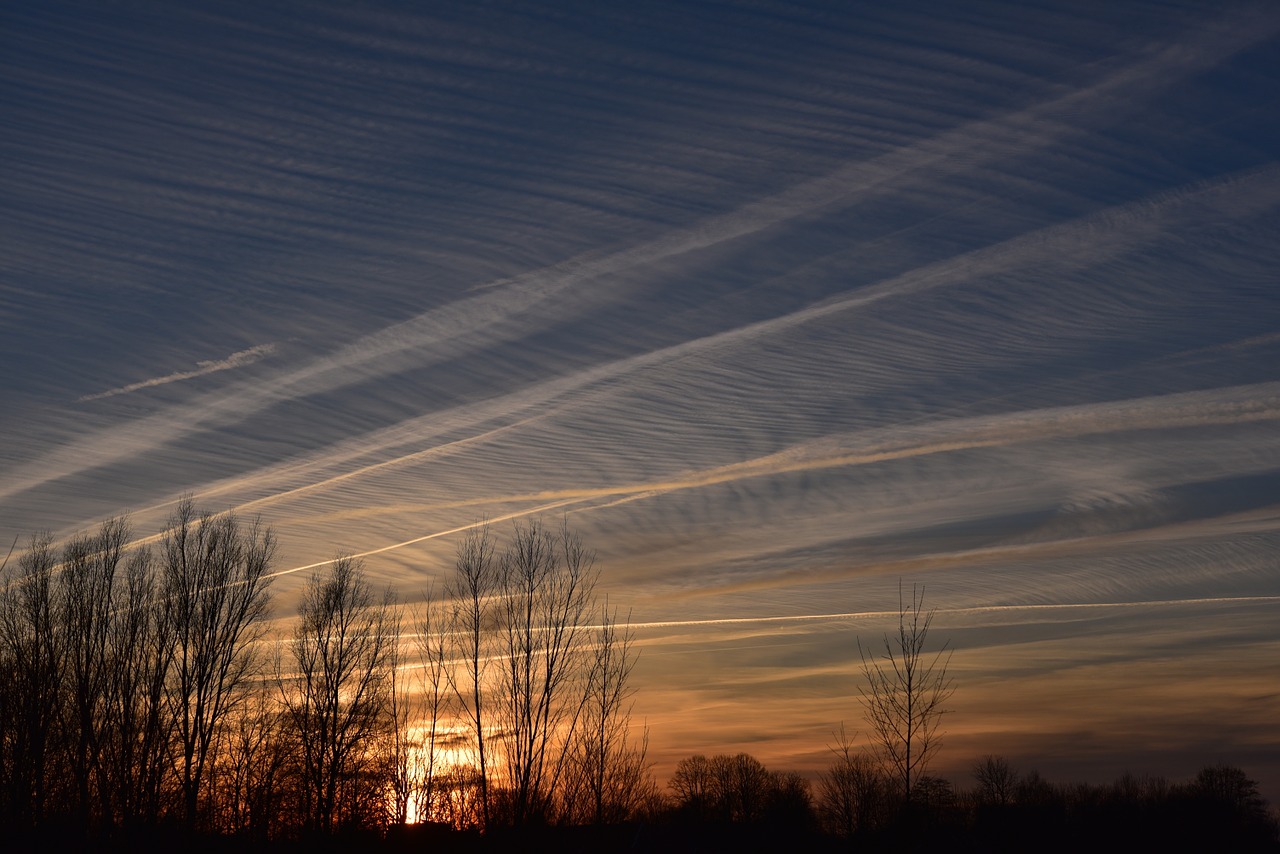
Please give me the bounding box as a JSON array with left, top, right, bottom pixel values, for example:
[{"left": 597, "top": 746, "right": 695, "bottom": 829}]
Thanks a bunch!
[
  {"left": 626, "top": 595, "right": 1280, "bottom": 632},
  {"left": 77, "top": 343, "right": 276, "bottom": 401}
]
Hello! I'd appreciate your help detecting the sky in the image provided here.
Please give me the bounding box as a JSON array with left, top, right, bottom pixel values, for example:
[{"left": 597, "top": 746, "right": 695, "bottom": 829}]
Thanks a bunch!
[{"left": 3, "top": 0, "right": 1279, "bottom": 797}]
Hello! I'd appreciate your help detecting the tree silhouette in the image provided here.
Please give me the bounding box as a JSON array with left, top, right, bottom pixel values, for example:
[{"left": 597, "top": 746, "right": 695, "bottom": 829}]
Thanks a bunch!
[
  {"left": 858, "top": 583, "right": 954, "bottom": 807},
  {"left": 0, "top": 533, "right": 62, "bottom": 829},
  {"left": 559, "top": 600, "right": 651, "bottom": 825},
  {"left": 446, "top": 525, "right": 498, "bottom": 828},
  {"left": 102, "top": 541, "right": 170, "bottom": 829},
  {"left": 818, "top": 725, "right": 887, "bottom": 837},
  {"left": 668, "top": 752, "right": 815, "bottom": 830},
  {"left": 61, "top": 517, "right": 136, "bottom": 829},
  {"left": 280, "top": 556, "right": 395, "bottom": 834},
  {"left": 162, "top": 499, "right": 275, "bottom": 829},
  {"left": 494, "top": 519, "right": 597, "bottom": 826},
  {"left": 408, "top": 585, "right": 451, "bottom": 826},
  {"left": 670, "top": 754, "right": 716, "bottom": 821},
  {"left": 973, "top": 755, "right": 1019, "bottom": 807}
]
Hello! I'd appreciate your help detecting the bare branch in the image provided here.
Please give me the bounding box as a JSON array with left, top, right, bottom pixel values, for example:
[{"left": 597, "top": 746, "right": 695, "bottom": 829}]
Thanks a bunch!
[{"left": 857, "top": 582, "right": 954, "bottom": 806}]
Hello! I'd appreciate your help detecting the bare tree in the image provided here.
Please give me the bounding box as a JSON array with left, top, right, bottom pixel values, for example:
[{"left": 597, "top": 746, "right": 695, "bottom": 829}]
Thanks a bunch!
[
  {"left": 434, "top": 764, "right": 485, "bottom": 830},
  {"left": 61, "top": 517, "right": 134, "bottom": 829},
  {"left": 384, "top": 597, "right": 420, "bottom": 827},
  {"left": 710, "top": 753, "right": 774, "bottom": 823},
  {"left": 446, "top": 525, "right": 497, "bottom": 828},
  {"left": 161, "top": 499, "right": 275, "bottom": 829},
  {"left": 670, "top": 754, "right": 716, "bottom": 821},
  {"left": 281, "top": 556, "right": 396, "bottom": 834},
  {"left": 4, "top": 519, "right": 173, "bottom": 831},
  {"left": 0, "top": 533, "right": 64, "bottom": 828},
  {"left": 972, "top": 755, "right": 1018, "bottom": 807},
  {"left": 100, "top": 545, "right": 172, "bottom": 829},
  {"left": 410, "top": 585, "right": 451, "bottom": 825},
  {"left": 214, "top": 689, "right": 289, "bottom": 839},
  {"left": 494, "top": 519, "right": 597, "bottom": 826},
  {"left": 559, "top": 601, "right": 651, "bottom": 824},
  {"left": 858, "top": 583, "right": 954, "bottom": 806},
  {"left": 818, "top": 725, "right": 887, "bottom": 837},
  {"left": 668, "top": 753, "right": 806, "bottom": 826}
]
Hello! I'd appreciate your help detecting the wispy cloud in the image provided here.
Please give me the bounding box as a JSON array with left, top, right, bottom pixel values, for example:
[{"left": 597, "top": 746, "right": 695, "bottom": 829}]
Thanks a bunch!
[
  {"left": 78, "top": 343, "right": 276, "bottom": 402},
  {"left": 7, "top": 8, "right": 1275, "bottom": 514},
  {"left": 245, "top": 380, "right": 1280, "bottom": 580}
]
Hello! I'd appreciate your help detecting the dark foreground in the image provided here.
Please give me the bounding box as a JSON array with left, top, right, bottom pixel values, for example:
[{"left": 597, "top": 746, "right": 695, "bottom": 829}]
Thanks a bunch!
[{"left": 10, "top": 803, "right": 1278, "bottom": 854}]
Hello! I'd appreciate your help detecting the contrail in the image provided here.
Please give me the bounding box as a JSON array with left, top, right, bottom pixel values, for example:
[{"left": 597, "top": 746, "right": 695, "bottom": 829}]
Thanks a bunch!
[
  {"left": 627, "top": 595, "right": 1280, "bottom": 631},
  {"left": 265, "top": 495, "right": 591, "bottom": 578},
  {"left": 77, "top": 344, "right": 276, "bottom": 402}
]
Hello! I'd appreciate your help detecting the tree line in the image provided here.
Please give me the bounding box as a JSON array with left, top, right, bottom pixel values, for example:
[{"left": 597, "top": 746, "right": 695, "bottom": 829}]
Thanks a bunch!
[
  {"left": 650, "top": 588, "right": 1280, "bottom": 854},
  {"left": 649, "top": 751, "right": 1277, "bottom": 853},
  {"left": 0, "top": 504, "right": 275, "bottom": 839},
  {"left": 0, "top": 504, "right": 651, "bottom": 844},
  {"left": 1, "top": 505, "right": 1274, "bottom": 851},
  {"left": 651, "top": 587, "right": 1275, "bottom": 851}
]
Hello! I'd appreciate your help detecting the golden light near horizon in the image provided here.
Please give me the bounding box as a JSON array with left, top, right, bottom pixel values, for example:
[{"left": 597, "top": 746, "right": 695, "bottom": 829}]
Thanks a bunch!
[{"left": 398, "top": 723, "right": 476, "bottom": 826}]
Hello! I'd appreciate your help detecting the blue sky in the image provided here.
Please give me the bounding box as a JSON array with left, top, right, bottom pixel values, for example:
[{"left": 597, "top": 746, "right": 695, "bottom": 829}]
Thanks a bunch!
[{"left": 3, "top": 0, "right": 1279, "bottom": 793}]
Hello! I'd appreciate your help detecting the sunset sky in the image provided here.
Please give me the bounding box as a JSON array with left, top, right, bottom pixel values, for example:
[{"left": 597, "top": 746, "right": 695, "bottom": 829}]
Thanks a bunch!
[{"left": 3, "top": 1, "right": 1279, "bottom": 796}]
